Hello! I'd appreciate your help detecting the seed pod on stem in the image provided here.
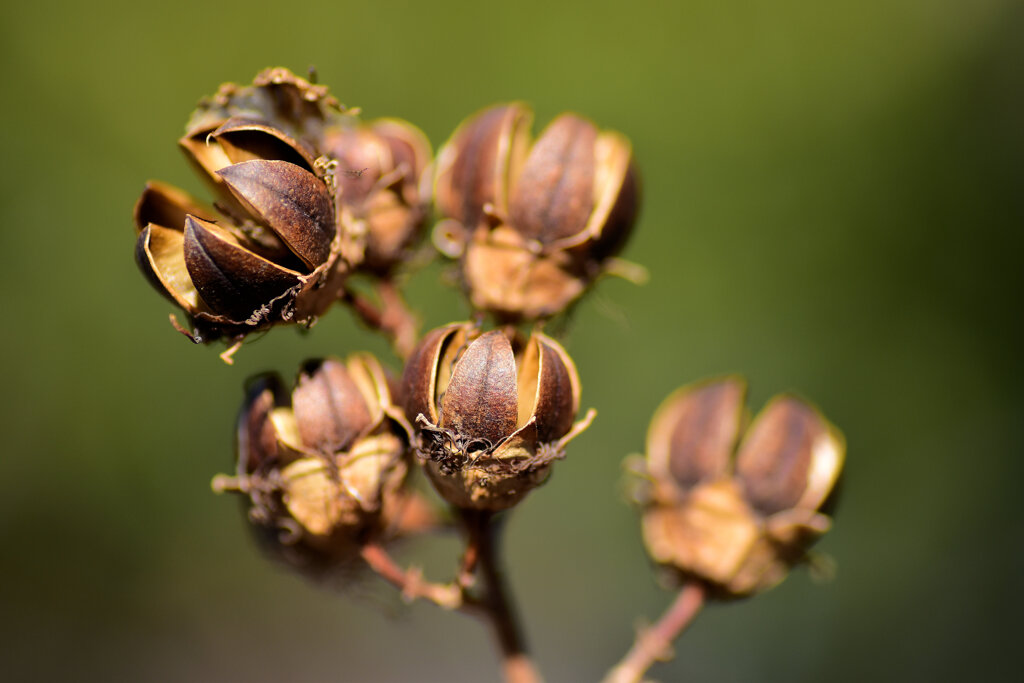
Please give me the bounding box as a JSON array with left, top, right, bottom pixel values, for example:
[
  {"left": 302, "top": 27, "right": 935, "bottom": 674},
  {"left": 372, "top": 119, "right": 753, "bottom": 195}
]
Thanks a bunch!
[
  {"left": 402, "top": 322, "right": 595, "bottom": 511},
  {"left": 433, "top": 104, "right": 640, "bottom": 322},
  {"left": 637, "top": 377, "right": 845, "bottom": 597},
  {"left": 133, "top": 68, "right": 360, "bottom": 360},
  {"left": 212, "top": 354, "right": 427, "bottom": 578}
]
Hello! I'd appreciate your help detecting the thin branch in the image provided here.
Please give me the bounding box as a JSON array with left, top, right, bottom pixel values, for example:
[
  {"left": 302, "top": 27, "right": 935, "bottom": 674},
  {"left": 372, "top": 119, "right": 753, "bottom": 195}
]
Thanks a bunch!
[
  {"left": 460, "top": 510, "right": 542, "bottom": 683},
  {"left": 342, "top": 279, "right": 419, "bottom": 360},
  {"left": 359, "top": 543, "right": 462, "bottom": 609},
  {"left": 603, "top": 582, "right": 706, "bottom": 683}
]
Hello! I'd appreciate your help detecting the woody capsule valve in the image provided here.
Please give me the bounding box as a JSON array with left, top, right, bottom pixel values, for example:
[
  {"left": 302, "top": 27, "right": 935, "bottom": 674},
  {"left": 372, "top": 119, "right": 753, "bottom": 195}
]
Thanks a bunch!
[{"left": 402, "top": 323, "right": 595, "bottom": 511}]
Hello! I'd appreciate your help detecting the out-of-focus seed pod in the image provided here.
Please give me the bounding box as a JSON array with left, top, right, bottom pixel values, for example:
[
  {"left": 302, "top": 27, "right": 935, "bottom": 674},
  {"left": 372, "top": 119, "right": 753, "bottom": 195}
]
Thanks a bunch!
[
  {"left": 322, "top": 118, "right": 433, "bottom": 273},
  {"left": 637, "top": 377, "right": 845, "bottom": 598},
  {"left": 134, "top": 68, "right": 359, "bottom": 355},
  {"left": 401, "top": 322, "right": 595, "bottom": 511},
  {"left": 213, "top": 354, "right": 426, "bottom": 578},
  {"left": 433, "top": 104, "right": 640, "bottom": 322}
]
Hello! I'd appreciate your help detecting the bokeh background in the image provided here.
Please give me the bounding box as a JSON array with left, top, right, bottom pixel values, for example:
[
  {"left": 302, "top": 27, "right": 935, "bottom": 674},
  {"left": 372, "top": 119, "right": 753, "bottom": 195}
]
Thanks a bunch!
[{"left": 2, "top": 0, "right": 1021, "bottom": 681}]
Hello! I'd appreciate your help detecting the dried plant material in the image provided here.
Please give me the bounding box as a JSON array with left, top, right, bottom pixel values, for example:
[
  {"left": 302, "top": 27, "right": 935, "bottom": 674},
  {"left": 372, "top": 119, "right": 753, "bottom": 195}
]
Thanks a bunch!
[
  {"left": 433, "top": 104, "right": 640, "bottom": 321},
  {"left": 637, "top": 378, "right": 844, "bottom": 597},
  {"left": 402, "top": 322, "right": 595, "bottom": 510},
  {"left": 212, "top": 354, "right": 420, "bottom": 577}
]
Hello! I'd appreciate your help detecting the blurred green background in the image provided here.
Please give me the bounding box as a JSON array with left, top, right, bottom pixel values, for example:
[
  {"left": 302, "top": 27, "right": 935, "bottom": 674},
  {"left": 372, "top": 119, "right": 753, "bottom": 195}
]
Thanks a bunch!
[{"left": 2, "top": 0, "right": 1021, "bottom": 681}]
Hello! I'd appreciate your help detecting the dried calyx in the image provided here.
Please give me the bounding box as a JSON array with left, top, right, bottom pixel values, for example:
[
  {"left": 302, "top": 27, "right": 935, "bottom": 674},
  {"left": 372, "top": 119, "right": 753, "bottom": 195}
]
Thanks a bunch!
[
  {"left": 637, "top": 377, "right": 845, "bottom": 598},
  {"left": 213, "top": 354, "right": 425, "bottom": 576},
  {"left": 402, "top": 322, "right": 595, "bottom": 510},
  {"left": 433, "top": 103, "right": 639, "bottom": 321}
]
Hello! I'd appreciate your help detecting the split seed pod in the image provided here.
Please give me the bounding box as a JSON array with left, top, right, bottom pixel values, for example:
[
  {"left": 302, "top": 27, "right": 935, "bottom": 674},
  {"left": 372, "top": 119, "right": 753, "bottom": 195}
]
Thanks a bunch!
[
  {"left": 213, "top": 354, "right": 422, "bottom": 576},
  {"left": 322, "top": 118, "right": 433, "bottom": 273},
  {"left": 433, "top": 104, "right": 639, "bottom": 321},
  {"left": 402, "top": 322, "right": 595, "bottom": 511},
  {"left": 637, "top": 377, "right": 845, "bottom": 598},
  {"left": 133, "top": 68, "right": 356, "bottom": 351}
]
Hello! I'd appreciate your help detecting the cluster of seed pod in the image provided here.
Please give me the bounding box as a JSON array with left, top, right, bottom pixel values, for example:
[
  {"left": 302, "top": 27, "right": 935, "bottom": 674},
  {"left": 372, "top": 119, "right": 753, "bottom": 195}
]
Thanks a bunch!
[{"left": 135, "top": 69, "right": 844, "bottom": 637}]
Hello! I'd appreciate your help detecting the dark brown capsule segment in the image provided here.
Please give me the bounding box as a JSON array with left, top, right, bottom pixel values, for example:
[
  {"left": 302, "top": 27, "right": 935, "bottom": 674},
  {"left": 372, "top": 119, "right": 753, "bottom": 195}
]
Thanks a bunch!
[
  {"left": 648, "top": 378, "right": 746, "bottom": 493},
  {"left": 135, "top": 224, "right": 202, "bottom": 312},
  {"left": 237, "top": 375, "right": 287, "bottom": 474},
  {"left": 402, "top": 323, "right": 468, "bottom": 425},
  {"left": 439, "top": 330, "right": 518, "bottom": 444},
  {"left": 183, "top": 215, "right": 302, "bottom": 321},
  {"left": 735, "top": 396, "right": 832, "bottom": 516},
  {"left": 133, "top": 181, "right": 214, "bottom": 234},
  {"left": 529, "top": 335, "right": 579, "bottom": 442},
  {"left": 509, "top": 114, "right": 597, "bottom": 245},
  {"left": 216, "top": 160, "right": 334, "bottom": 269},
  {"left": 292, "top": 359, "right": 374, "bottom": 454},
  {"left": 435, "top": 104, "right": 530, "bottom": 231},
  {"left": 211, "top": 117, "right": 318, "bottom": 172}
]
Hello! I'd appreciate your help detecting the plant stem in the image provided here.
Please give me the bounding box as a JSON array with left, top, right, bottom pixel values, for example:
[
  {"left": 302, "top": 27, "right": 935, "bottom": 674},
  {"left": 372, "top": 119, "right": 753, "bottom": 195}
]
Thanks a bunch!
[
  {"left": 342, "top": 279, "right": 419, "bottom": 360},
  {"left": 603, "top": 582, "right": 706, "bottom": 683},
  {"left": 460, "top": 509, "right": 542, "bottom": 683},
  {"left": 359, "top": 543, "right": 462, "bottom": 609}
]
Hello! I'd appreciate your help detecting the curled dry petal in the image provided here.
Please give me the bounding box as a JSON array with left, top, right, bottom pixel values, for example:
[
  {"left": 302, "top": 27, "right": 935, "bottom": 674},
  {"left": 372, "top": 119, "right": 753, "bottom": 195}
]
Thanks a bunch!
[
  {"left": 183, "top": 215, "right": 303, "bottom": 320},
  {"left": 509, "top": 114, "right": 597, "bottom": 245},
  {"left": 434, "top": 104, "right": 531, "bottom": 231},
  {"left": 292, "top": 359, "right": 374, "bottom": 454},
  {"left": 136, "top": 224, "right": 203, "bottom": 313},
  {"left": 216, "top": 160, "right": 334, "bottom": 269},
  {"left": 735, "top": 396, "right": 845, "bottom": 516},
  {"left": 439, "top": 330, "right": 518, "bottom": 444},
  {"left": 133, "top": 181, "right": 214, "bottom": 234},
  {"left": 402, "top": 323, "right": 471, "bottom": 426},
  {"left": 520, "top": 333, "right": 580, "bottom": 442},
  {"left": 646, "top": 378, "right": 746, "bottom": 494},
  {"left": 212, "top": 117, "right": 317, "bottom": 172},
  {"left": 237, "top": 375, "right": 288, "bottom": 475}
]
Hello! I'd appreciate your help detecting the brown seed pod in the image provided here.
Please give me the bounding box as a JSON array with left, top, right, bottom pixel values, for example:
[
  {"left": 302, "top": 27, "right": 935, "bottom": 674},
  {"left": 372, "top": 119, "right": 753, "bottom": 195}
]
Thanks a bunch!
[
  {"left": 213, "top": 354, "right": 427, "bottom": 578},
  {"left": 133, "top": 68, "right": 358, "bottom": 355},
  {"left": 637, "top": 377, "right": 845, "bottom": 598},
  {"left": 321, "top": 118, "right": 433, "bottom": 273},
  {"left": 402, "top": 322, "right": 594, "bottom": 511},
  {"left": 433, "top": 104, "right": 640, "bottom": 322}
]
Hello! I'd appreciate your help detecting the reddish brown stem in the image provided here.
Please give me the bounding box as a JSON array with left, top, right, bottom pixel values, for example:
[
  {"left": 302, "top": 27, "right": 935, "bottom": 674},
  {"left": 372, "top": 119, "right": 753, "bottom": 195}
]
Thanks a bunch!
[
  {"left": 359, "top": 543, "right": 461, "bottom": 609},
  {"left": 342, "top": 279, "right": 419, "bottom": 360},
  {"left": 603, "top": 582, "right": 706, "bottom": 683},
  {"left": 460, "top": 510, "right": 542, "bottom": 683}
]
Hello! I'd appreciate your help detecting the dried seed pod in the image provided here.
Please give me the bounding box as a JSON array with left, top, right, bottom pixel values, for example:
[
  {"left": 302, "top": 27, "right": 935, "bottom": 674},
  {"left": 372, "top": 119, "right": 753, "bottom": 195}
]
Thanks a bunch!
[
  {"left": 214, "top": 354, "right": 424, "bottom": 578},
  {"left": 433, "top": 104, "right": 640, "bottom": 321},
  {"left": 134, "top": 68, "right": 358, "bottom": 356},
  {"left": 321, "top": 117, "right": 433, "bottom": 273},
  {"left": 637, "top": 378, "right": 845, "bottom": 598},
  {"left": 402, "top": 322, "right": 594, "bottom": 511}
]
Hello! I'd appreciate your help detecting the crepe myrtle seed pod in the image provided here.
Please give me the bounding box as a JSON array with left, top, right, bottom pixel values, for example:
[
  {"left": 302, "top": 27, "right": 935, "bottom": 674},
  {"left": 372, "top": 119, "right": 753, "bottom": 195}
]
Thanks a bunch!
[
  {"left": 636, "top": 377, "right": 845, "bottom": 598},
  {"left": 133, "top": 69, "right": 358, "bottom": 357},
  {"left": 321, "top": 118, "right": 433, "bottom": 273},
  {"left": 212, "top": 354, "right": 424, "bottom": 576},
  {"left": 433, "top": 103, "right": 639, "bottom": 321},
  {"left": 402, "top": 322, "right": 596, "bottom": 511}
]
